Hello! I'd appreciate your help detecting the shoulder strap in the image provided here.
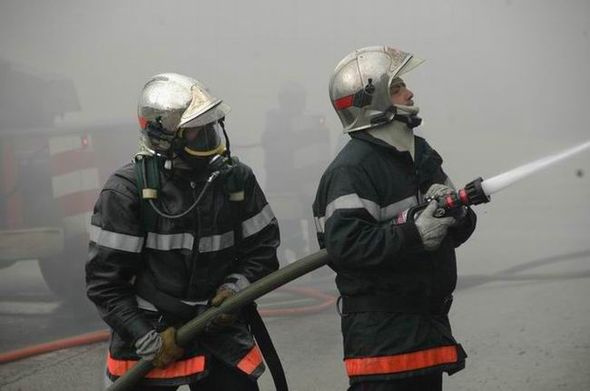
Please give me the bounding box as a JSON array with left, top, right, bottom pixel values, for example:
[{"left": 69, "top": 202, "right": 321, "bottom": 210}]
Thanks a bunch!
[
  {"left": 133, "top": 156, "right": 161, "bottom": 232},
  {"left": 244, "top": 304, "right": 289, "bottom": 391}
]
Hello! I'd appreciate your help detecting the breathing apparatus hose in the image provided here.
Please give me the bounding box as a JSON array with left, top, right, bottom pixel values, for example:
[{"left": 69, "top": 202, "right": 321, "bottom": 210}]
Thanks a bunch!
[{"left": 138, "top": 155, "right": 222, "bottom": 220}]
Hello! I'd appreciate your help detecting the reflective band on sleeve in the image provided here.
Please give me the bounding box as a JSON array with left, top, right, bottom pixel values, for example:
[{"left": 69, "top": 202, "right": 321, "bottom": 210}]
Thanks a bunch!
[
  {"left": 236, "top": 345, "right": 263, "bottom": 375},
  {"left": 136, "top": 295, "right": 158, "bottom": 311},
  {"left": 145, "top": 232, "right": 194, "bottom": 251},
  {"left": 242, "top": 204, "right": 275, "bottom": 238},
  {"left": 380, "top": 195, "right": 418, "bottom": 222},
  {"left": 107, "top": 353, "right": 205, "bottom": 379},
  {"left": 136, "top": 295, "right": 208, "bottom": 311},
  {"left": 345, "top": 345, "right": 459, "bottom": 377},
  {"left": 318, "top": 194, "right": 421, "bottom": 231},
  {"left": 325, "top": 194, "right": 381, "bottom": 222},
  {"left": 314, "top": 215, "right": 326, "bottom": 233},
  {"left": 89, "top": 225, "right": 144, "bottom": 253},
  {"left": 199, "top": 230, "right": 234, "bottom": 253}
]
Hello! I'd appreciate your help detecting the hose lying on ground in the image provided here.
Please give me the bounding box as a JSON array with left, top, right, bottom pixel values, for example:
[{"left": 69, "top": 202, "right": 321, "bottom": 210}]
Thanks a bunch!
[{"left": 0, "top": 285, "right": 336, "bottom": 364}]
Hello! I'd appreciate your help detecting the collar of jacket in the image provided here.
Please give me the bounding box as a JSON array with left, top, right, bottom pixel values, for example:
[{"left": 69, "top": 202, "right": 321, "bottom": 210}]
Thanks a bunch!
[{"left": 350, "top": 130, "right": 443, "bottom": 186}]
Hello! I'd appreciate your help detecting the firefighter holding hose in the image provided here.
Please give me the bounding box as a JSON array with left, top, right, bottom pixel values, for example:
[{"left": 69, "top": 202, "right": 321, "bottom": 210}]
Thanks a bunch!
[
  {"left": 313, "top": 46, "right": 478, "bottom": 390},
  {"left": 85, "top": 73, "right": 280, "bottom": 390}
]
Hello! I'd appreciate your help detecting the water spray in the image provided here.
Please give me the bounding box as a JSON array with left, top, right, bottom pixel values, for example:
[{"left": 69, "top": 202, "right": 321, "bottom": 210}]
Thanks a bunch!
[{"left": 410, "top": 140, "right": 590, "bottom": 220}]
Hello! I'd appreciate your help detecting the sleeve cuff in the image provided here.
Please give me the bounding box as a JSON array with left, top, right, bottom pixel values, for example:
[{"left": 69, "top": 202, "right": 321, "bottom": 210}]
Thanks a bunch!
[
  {"left": 126, "top": 315, "right": 155, "bottom": 344},
  {"left": 221, "top": 273, "right": 251, "bottom": 293},
  {"left": 397, "top": 221, "right": 424, "bottom": 252}
]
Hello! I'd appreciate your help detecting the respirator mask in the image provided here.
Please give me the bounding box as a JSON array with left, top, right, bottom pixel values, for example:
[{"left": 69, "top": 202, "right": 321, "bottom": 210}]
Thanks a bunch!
[{"left": 174, "top": 121, "right": 228, "bottom": 171}]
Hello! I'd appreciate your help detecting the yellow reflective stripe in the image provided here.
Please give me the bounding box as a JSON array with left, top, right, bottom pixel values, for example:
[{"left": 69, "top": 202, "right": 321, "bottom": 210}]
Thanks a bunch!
[{"left": 183, "top": 144, "right": 225, "bottom": 157}]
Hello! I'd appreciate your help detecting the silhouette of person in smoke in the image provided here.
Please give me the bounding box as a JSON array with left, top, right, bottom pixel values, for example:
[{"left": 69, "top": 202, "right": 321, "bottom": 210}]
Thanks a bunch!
[{"left": 262, "top": 82, "right": 331, "bottom": 264}]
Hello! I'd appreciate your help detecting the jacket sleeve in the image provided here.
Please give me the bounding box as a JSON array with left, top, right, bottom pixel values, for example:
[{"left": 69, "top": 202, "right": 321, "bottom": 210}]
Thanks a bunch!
[
  {"left": 226, "top": 167, "right": 280, "bottom": 288},
  {"left": 315, "top": 165, "right": 423, "bottom": 270},
  {"left": 85, "top": 179, "right": 153, "bottom": 343},
  {"left": 449, "top": 207, "right": 477, "bottom": 248}
]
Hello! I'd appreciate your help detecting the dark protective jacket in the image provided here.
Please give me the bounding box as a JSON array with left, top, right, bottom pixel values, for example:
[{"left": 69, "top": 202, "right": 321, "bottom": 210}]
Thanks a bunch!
[
  {"left": 313, "top": 132, "right": 476, "bottom": 383},
  {"left": 86, "top": 160, "right": 280, "bottom": 387}
]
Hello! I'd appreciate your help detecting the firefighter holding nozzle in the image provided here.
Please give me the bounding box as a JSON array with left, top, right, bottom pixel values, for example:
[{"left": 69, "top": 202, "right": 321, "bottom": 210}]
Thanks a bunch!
[
  {"left": 86, "top": 73, "right": 280, "bottom": 390},
  {"left": 313, "top": 46, "right": 477, "bottom": 390}
]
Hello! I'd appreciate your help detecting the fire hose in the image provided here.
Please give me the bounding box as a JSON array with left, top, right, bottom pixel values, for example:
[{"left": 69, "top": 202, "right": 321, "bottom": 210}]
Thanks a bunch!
[
  {"left": 106, "top": 249, "right": 330, "bottom": 391},
  {"left": 0, "top": 286, "right": 336, "bottom": 365}
]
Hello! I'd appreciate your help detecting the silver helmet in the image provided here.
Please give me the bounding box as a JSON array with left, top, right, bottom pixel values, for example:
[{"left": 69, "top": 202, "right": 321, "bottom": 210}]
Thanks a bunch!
[
  {"left": 137, "top": 73, "right": 231, "bottom": 155},
  {"left": 329, "top": 46, "right": 424, "bottom": 133}
]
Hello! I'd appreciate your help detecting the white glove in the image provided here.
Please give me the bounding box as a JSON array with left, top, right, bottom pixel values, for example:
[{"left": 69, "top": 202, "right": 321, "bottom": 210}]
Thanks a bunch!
[
  {"left": 415, "top": 201, "right": 456, "bottom": 251},
  {"left": 425, "top": 183, "right": 453, "bottom": 200},
  {"left": 134, "top": 329, "right": 162, "bottom": 361}
]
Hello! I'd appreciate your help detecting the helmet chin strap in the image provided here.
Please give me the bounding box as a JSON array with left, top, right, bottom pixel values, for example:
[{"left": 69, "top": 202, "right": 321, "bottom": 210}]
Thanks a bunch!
[
  {"left": 368, "top": 106, "right": 419, "bottom": 160},
  {"left": 393, "top": 104, "right": 422, "bottom": 129}
]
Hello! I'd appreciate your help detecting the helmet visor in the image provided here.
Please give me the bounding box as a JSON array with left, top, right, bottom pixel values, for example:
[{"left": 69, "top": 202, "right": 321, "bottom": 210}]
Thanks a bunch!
[
  {"left": 397, "top": 56, "right": 425, "bottom": 77},
  {"left": 178, "top": 122, "right": 224, "bottom": 157}
]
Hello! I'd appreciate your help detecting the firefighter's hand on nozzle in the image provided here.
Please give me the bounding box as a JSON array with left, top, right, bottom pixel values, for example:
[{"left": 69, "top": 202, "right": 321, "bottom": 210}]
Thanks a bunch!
[
  {"left": 415, "top": 200, "right": 456, "bottom": 251},
  {"left": 425, "top": 183, "right": 453, "bottom": 200}
]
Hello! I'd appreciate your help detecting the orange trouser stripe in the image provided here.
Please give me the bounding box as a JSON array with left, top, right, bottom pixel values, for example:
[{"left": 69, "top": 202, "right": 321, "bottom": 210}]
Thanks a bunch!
[
  {"left": 345, "top": 345, "right": 458, "bottom": 376},
  {"left": 237, "top": 345, "right": 263, "bottom": 375},
  {"left": 107, "top": 353, "right": 205, "bottom": 379}
]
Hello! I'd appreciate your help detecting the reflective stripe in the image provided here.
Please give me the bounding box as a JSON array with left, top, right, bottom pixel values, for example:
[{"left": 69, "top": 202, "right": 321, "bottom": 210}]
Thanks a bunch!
[
  {"left": 51, "top": 167, "right": 100, "bottom": 198},
  {"left": 136, "top": 295, "right": 158, "bottom": 311},
  {"left": 89, "top": 225, "right": 144, "bottom": 253},
  {"left": 315, "top": 194, "right": 419, "bottom": 233},
  {"left": 314, "top": 216, "right": 326, "bottom": 234},
  {"left": 345, "top": 345, "right": 459, "bottom": 377},
  {"left": 145, "top": 232, "right": 194, "bottom": 251},
  {"left": 136, "top": 295, "right": 208, "bottom": 312},
  {"left": 237, "top": 345, "right": 263, "bottom": 375},
  {"left": 199, "top": 230, "right": 234, "bottom": 253},
  {"left": 325, "top": 194, "right": 380, "bottom": 222},
  {"left": 381, "top": 195, "right": 418, "bottom": 221},
  {"left": 107, "top": 353, "right": 205, "bottom": 379},
  {"left": 242, "top": 204, "right": 275, "bottom": 238}
]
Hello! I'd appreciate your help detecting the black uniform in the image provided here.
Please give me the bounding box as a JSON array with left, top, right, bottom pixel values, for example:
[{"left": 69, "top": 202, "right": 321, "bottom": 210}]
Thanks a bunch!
[
  {"left": 313, "top": 132, "right": 476, "bottom": 387},
  {"left": 86, "top": 160, "right": 279, "bottom": 388}
]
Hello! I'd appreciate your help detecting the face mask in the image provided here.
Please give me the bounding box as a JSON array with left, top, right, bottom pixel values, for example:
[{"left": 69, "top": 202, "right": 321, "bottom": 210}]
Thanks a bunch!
[
  {"left": 173, "top": 122, "right": 225, "bottom": 171},
  {"left": 175, "top": 150, "right": 210, "bottom": 171},
  {"left": 177, "top": 123, "right": 223, "bottom": 156}
]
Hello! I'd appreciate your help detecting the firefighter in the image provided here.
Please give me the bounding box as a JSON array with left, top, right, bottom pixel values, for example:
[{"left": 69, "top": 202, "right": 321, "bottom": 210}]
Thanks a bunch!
[
  {"left": 86, "top": 73, "right": 280, "bottom": 390},
  {"left": 313, "top": 46, "right": 477, "bottom": 390},
  {"left": 262, "top": 82, "right": 331, "bottom": 263}
]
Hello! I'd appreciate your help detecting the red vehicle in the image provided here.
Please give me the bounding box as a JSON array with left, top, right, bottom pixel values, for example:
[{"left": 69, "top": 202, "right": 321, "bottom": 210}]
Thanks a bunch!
[{"left": 0, "top": 120, "right": 137, "bottom": 301}]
